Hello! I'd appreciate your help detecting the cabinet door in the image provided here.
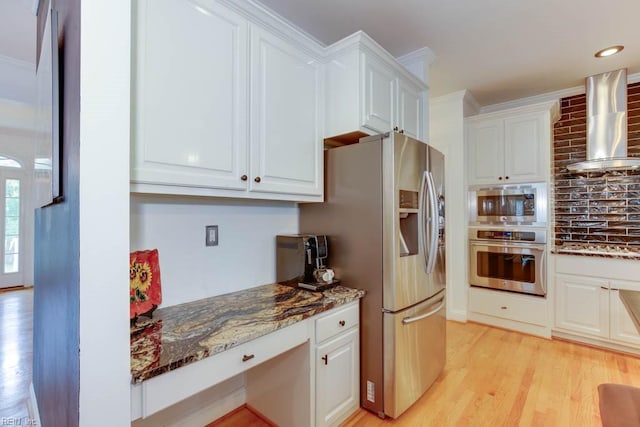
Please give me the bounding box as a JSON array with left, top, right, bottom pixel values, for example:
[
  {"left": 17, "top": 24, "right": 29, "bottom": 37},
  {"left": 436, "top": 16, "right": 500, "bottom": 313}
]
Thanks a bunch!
[
  {"left": 610, "top": 282, "right": 640, "bottom": 346},
  {"left": 249, "top": 26, "right": 323, "bottom": 197},
  {"left": 132, "top": 0, "right": 248, "bottom": 190},
  {"left": 397, "top": 78, "right": 423, "bottom": 140},
  {"left": 504, "top": 113, "right": 545, "bottom": 183},
  {"left": 467, "top": 119, "right": 504, "bottom": 185},
  {"left": 555, "top": 274, "right": 609, "bottom": 338},
  {"left": 361, "top": 53, "right": 395, "bottom": 134},
  {"left": 316, "top": 328, "right": 359, "bottom": 427}
]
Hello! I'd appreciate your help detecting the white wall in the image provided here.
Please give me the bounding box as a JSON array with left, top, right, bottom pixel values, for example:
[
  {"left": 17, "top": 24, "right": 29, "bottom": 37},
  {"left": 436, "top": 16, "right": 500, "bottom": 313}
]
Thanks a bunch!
[
  {"left": 78, "top": 1, "right": 131, "bottom": 426},
  {"left": 430, "top": 90, "right": 479, "bottom": 322},
  {"left": 130, "top": 195, "right": 299, "bottom": 306},
  {"left": 0, "top": 55, "right": 35, "bottom": 105},
  {"left": 0, "top": 99, "right": 35, "bottom": 287}
]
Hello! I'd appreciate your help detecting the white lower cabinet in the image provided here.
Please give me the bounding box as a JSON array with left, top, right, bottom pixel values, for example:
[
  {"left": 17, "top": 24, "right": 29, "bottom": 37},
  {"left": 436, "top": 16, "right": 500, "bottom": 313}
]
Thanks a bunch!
[
  {"left": 467, "top": 286, "right": 550, "bottom": 338},
  {"left": 555, "top": 275, "right": 640, "bottom": 347},
  {"left": 554, "top": 274, "right": 609, "bottom": 338},
  {"left": 553, "top": 255, "right": 640, "bottom": 349},
  {"left": 314, "top": 302, "right": 360, "bottom": 427}
]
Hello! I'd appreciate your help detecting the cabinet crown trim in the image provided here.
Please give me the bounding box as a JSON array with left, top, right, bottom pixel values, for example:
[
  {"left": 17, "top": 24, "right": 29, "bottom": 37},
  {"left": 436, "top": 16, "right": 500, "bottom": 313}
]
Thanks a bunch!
[
  {"left": 325, "top": 31, "right": 429, "bottom": 90},
  {"left": 466, "top": 100, "right": 560, "bottom": 123}
]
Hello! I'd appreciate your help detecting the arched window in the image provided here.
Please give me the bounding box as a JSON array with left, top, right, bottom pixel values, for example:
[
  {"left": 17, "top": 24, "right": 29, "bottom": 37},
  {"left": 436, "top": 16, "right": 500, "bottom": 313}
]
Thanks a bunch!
[{"left": 0, "top": 155, "right": 22, "bottom": 169}]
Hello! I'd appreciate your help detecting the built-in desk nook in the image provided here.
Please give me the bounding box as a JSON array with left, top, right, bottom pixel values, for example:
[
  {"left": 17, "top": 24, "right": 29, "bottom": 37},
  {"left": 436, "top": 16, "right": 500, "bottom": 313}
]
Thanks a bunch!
[{"left": 130, "top": 283, "right": 364, "bottom": 427}]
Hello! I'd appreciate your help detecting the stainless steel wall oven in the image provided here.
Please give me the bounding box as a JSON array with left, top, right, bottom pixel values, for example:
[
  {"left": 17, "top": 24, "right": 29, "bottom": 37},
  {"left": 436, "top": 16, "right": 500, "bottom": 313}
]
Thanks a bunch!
[{"left": 468, "top": 227, "right": 546, "bottom": 297}]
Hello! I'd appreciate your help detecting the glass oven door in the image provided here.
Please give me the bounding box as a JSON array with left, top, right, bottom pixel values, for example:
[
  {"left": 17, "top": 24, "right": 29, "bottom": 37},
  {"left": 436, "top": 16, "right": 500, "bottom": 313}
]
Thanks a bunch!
[{"left": 469, "top": 242, "right": 546, "bottom": 296}]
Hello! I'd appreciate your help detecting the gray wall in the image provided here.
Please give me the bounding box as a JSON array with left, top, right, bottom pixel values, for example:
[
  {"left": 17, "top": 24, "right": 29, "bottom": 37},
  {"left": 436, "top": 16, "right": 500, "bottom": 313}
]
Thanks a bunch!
[{"left": 33, "top": 0, "right": 80, "bottom": 425}]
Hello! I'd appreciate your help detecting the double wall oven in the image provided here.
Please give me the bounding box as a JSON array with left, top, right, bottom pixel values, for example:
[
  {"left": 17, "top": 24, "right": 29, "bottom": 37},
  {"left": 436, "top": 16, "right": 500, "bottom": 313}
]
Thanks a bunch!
[{"left": 468, "top": 183, "right": 548, "bottom": 297}]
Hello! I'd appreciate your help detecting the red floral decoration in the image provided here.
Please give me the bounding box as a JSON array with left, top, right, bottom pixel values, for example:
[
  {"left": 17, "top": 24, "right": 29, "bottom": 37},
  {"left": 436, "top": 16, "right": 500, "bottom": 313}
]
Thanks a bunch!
[{"left": 130, "top": 249, "right": 162, "bottom": 319}]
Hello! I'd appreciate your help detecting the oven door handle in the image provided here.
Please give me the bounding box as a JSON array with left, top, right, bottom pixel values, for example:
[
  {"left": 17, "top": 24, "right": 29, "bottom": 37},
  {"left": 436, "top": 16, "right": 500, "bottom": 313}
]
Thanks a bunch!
[{"left": 469, "top": 241, "right": 546, "bottom": 251}]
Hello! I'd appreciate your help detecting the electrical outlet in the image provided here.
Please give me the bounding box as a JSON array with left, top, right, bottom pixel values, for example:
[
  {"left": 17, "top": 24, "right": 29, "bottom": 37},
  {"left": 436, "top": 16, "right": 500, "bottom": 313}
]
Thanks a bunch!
[
  {"left": 205, "top": 225, "right": 218, "bottom": 246},
  {"left": 367, "top": 380, "right": 375, "bottom": 402}
]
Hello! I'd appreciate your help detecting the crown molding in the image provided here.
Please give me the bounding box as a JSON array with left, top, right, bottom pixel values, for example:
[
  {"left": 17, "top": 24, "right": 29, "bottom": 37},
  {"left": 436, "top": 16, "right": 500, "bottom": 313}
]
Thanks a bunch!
[
  {"left": 397, "top": 47, "right": 436, "bottom": 66},
  {"left": 0, "top": 54, "right": 36, "bottom": 71},
  {"left": 479, "top": 71, "right": 640, "bottom": 114}
]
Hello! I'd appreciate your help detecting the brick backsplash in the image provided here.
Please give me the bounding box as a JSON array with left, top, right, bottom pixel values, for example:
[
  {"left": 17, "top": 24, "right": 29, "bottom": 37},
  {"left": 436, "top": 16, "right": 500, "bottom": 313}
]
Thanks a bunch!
[{"left": 553, "top": 82, "right": 640, "bottom": 247}]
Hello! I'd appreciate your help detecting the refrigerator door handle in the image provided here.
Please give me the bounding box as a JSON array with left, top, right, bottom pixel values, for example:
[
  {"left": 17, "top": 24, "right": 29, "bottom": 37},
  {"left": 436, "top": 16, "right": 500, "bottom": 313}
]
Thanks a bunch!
[
  {"left": 425, "top": 171, "right": 439, "bottom": 274},
  {"left": 418, "top": 171, "right": 428, "bottom": 271},
  {"left": 401, "top": 296, "right": 445, "bottom": 324}
]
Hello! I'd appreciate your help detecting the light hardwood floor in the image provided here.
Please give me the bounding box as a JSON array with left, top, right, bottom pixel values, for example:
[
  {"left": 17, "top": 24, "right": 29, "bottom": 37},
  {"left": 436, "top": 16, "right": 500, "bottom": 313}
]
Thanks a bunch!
[
  {"left": 343, "top": 321, "right": 640, "bottom": 427},
  {"left": 0, "top": 288, "right": 33, "bottom": 422},
  {"left": 212, "top": 321, "right": 640, "bottom": 427}
]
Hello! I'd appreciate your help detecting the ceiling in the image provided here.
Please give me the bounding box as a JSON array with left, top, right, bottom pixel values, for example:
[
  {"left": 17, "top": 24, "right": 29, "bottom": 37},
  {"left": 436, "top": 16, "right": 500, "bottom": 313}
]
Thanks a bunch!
[
  {"left": 0, "top": 0, "right": 35, "bottom": 64},
  {"left": 1, "top": 0, "right": 639, "bottom": 106}
]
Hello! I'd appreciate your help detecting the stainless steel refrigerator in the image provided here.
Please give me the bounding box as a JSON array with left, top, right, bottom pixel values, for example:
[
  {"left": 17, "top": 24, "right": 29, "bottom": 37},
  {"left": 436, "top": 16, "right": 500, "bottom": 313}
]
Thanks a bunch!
[{"left": 299, "top": 132, "right": 446, "bottom": 419}]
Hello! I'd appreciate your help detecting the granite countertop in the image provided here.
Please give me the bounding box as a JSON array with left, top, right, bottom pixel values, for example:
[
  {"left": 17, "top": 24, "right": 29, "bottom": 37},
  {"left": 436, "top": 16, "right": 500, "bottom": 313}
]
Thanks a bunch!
[
  {"left": 552, "top": 244, "right": 640, "bottom": 259},
  {"left": 619, "top": 290, "right": 640, "bottom": 334},
  {"left": 130, "top": 283, "right": 365, "bottom": 383}
]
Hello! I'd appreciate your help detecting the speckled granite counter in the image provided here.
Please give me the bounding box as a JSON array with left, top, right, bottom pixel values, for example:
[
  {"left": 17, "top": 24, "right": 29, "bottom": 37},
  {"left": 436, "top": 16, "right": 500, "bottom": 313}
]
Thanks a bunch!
[
  {"left": 552, "top": 244, "right": 640, "bottom": 259},
  {"left": 130, "top": 283, "right": 365, "bottom": 383},
  {"left": 620, "top": 290, "right": 640, "bottom": 333}
]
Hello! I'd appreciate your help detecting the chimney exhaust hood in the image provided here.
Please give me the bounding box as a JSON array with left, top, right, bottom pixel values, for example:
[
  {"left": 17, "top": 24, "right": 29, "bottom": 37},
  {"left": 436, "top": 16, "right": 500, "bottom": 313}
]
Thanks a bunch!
[{"left": 567, "top": 68, "right": 640, "bottom": 172}]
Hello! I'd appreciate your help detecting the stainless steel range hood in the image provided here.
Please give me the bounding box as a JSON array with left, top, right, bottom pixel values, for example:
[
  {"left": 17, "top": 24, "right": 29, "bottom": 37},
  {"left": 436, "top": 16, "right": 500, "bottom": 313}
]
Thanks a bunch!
[{"left": 567, "top": 68, "right": 639, "bottom": 171}]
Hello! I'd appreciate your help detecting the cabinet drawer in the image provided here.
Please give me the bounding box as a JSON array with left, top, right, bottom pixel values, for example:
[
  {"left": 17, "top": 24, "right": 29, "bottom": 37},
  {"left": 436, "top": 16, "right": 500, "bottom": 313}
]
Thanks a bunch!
[
  {"left": 137, "top": 320, "right": 309, "bottom": 418},
  {"left": 469, "top": 287, "right": 547, "bottom": 326},
  {"left": 316, "top": 302, "right": 359, "bottom": 344}
]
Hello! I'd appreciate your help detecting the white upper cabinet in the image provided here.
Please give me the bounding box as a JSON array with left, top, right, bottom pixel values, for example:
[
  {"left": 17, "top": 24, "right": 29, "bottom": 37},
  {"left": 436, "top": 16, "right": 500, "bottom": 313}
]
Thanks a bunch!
[
  {"left": 467, "top": 119, "right": 504, "bottom": 185},
  {"left": 466, "top": 101, "right": 559, "bottom": 186},
  {"left": 131, "top": 0, "right": 248, "bottom": 191},
  {"left": 397, "top": 78, "right": 422, "bottom": 140},
  {"left": 325, "top": 33, "right": 428, "bottom": 141},
  {"left": 361, "top": 54, "right": 395, "bottom": 134},
  {"left": 131, "top": 0, "right": 324, "bottom": 202},
  {"left": 249, "top": 26, "right": 323, "bottom": 197}
]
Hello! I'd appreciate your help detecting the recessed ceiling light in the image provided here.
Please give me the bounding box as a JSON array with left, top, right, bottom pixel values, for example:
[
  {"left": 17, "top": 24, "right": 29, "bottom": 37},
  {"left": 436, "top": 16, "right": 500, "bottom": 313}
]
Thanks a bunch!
[{"left": 594, "top": 45, "right": 624, "bottom": 58}]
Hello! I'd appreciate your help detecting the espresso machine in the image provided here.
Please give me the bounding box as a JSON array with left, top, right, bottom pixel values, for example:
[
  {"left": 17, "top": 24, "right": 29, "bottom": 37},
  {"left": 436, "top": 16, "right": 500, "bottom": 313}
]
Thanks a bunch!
[{"left": 276, "top": 234, "right": 338, "bottom": 291}]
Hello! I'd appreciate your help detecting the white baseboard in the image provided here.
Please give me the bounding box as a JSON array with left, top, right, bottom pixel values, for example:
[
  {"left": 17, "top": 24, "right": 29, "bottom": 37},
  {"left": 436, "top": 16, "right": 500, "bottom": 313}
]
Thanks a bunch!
[
  {"left": 446, "top": 308, "right": 468, "bottom": 323},
  {"left": 552, "top": 330, "right": 640, "bottom": 356},
  {"left": 468, "top": 312, "right": 551, "bottom": 338},
  {"left": 27, "top": 382, "right": 42, "bottom": 426}
]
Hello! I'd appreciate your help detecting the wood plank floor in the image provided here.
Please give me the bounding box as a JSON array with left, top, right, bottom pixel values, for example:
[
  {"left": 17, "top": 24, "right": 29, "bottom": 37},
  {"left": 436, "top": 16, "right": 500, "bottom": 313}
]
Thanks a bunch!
[
  {"left": 0, "top": 288, "right": 33, "bottom": 422},
  {"left": 211, "top": 321, "right": 640, "bottom": 427},
  {"left": 342, "top": 321, "right": 640, "bottom": 427}
]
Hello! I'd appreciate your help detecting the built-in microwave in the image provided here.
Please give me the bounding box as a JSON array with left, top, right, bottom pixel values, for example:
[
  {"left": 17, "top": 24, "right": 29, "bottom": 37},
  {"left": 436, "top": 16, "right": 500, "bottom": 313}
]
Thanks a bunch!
[{"left": 468, "top": 183, "right": 547, "bottom": 226}]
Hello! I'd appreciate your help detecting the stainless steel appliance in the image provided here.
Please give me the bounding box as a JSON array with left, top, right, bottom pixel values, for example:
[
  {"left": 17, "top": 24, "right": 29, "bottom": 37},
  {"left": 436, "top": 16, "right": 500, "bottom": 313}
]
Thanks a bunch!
[
  {"left": 276, "top": 234, "right": 338, "bottom": 291},
  {"left": 299, "top": 132, "right": 446, "bottom": 419},
  {"left": 468, "top": 183, "right": 547, "bottom": 226},
  {"left": 469, "top": 227, "right": 547, "bottom": 296},
  {"left": 568, "top": 69, "right": 640, "bottom": 171}
]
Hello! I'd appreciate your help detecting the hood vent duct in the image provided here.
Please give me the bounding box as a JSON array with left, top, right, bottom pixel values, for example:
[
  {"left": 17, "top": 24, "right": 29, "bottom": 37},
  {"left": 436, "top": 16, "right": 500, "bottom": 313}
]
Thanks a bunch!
[{"left": 567, "top": 68, "right": 640, "bottom": 172}]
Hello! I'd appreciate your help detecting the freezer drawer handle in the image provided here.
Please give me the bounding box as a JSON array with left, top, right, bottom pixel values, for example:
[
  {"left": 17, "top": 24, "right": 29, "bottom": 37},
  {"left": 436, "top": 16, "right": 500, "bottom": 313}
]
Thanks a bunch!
[{"left": 402, "top": 298, "right": 445, "bottom": 325}]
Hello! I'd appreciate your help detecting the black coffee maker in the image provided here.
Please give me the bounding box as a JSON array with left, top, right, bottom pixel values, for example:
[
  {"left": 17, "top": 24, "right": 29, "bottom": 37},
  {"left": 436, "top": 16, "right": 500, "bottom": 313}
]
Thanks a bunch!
[{"left": 276, "top": 234, "right": 338, "bottom": 291}]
